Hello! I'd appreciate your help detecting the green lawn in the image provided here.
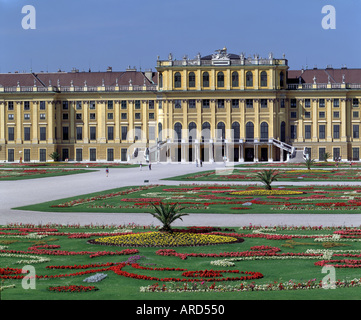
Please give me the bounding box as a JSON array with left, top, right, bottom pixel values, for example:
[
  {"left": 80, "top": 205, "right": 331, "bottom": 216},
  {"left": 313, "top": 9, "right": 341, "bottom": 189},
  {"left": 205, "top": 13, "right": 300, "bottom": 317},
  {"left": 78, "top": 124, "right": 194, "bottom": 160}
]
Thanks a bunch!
[
  {"left": 162, "top": 168, "right": 361, "bottom": 182},
  {"left": 1, "top": 224, "right": 361, "bottom": 300},
  {"left": 0, "top": 168, "right": 97, "bottom": 180}
]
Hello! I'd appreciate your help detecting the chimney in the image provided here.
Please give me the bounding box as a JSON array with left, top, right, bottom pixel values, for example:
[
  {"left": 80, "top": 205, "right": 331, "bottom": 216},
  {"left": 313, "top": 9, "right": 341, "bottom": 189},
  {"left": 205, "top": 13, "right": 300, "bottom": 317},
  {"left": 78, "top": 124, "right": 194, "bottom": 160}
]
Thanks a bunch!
[{"left": 144, "top": 69, "right": 153, "bottom": 82}]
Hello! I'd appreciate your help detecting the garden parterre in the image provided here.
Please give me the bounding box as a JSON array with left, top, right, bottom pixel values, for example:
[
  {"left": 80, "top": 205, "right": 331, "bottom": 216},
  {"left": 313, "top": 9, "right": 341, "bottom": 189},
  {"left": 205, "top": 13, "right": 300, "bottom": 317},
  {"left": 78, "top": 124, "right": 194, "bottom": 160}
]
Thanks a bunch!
[
  {"left": 15, "top": 184, "right": 361, "bottom": 215},
  {"left": 3, "top": 224, "right": 361, "bottom": 299}
]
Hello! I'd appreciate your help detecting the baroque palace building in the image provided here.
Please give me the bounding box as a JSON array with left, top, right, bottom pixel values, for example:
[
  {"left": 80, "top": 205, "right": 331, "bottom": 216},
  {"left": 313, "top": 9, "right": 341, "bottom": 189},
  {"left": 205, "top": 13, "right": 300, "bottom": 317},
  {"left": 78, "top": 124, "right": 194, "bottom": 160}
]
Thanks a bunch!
[{"left": 0, "top": 48, "right": 361, "bottom": 163}]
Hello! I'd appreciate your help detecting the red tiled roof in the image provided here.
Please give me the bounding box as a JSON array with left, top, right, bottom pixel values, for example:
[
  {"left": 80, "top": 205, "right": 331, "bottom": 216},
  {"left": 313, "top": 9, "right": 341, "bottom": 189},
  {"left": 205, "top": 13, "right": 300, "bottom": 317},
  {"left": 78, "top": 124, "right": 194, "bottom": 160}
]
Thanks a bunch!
[
  {"left": 0, "top": 70, "right": 158, "bottom": 87},
  {"left": 288, "top": 68, "right": 361, "bottom": 84}
]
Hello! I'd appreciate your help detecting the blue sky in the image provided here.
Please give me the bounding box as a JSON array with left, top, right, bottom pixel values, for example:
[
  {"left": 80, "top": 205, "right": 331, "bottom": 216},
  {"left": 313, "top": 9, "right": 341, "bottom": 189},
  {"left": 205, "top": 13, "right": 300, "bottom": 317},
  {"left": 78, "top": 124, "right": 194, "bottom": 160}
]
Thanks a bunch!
[{"left": 0, "top": 0, "right": 360, "bottom": 73}]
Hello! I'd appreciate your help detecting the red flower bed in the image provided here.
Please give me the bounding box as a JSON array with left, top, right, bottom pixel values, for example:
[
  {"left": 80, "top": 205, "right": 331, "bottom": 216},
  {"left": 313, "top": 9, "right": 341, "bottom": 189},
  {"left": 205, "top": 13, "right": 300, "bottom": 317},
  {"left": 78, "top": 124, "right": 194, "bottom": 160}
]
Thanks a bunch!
[{"left": 47, "top": 285, "right": 99, "bottom": 293}]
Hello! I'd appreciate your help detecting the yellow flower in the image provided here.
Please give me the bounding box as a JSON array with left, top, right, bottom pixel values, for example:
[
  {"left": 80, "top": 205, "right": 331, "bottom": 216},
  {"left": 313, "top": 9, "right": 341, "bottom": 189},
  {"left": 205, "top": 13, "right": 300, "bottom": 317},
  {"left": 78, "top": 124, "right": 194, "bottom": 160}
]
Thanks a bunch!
[
  {"left": 230, "top": 190, "right": 304, "bottom": 196},
  {"left": 91, "top": 231, "right": 239, "bottom": 247}
]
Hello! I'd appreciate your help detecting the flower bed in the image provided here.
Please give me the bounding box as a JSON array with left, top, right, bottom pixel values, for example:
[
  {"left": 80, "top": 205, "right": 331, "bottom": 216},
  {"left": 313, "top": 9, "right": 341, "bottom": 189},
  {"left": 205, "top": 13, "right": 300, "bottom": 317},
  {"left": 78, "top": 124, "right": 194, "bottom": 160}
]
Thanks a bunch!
[{"left": 88, "top": 231, "right": 243, "bottom": 247}]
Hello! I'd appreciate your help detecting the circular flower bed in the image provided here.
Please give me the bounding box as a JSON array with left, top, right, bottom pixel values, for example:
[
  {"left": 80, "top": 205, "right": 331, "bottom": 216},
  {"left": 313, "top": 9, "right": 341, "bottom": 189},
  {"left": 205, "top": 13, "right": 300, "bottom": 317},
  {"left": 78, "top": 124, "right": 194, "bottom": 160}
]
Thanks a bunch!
[{"left": 88, "top": 231, "right": 243, "bottom": 247}]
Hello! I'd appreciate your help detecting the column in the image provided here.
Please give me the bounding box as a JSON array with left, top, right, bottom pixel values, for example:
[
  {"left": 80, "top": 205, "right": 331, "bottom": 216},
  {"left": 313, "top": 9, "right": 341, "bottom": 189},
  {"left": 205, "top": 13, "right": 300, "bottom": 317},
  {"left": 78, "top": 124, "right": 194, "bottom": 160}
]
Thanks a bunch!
[
  {"left": 297, "top": 99, "right": 303, "bottom": 141},
  {"left": 312, "top": 99, "right": 318, "bottom": 142},
  {"left": 16, "top": 102, "right": 22, "bottom": 144},
  {"left": 114, "top": 100, "right": 120, "bottom": 143},
  {"left": 341, "top": 98, "right": 347, "bottom": 141},
  {"left": 0, "top": 101, "right": 5, "bottom": 144},
  {"left": 47, "top": 101, "right": 54, "bottom": 144},
  {"left": 83, "top": 101, "right": 89, "bottom": 143},
  {"left": 326, "top": 98, "right": 332, "bottom": 141},
  {"left": 98, "top": 100, "right": 106, "bottom": 143},
  {"left": 32, "top": 101, "right": 38, "bottom": 144},
  {"left": 69, "top": 101, "right": 75, "bottom": 143}
]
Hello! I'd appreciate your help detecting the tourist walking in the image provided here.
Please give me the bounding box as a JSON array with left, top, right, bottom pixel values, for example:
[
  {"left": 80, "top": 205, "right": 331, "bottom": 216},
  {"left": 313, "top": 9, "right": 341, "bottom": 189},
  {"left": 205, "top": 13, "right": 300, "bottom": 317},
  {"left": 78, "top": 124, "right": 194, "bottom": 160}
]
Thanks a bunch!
[{"left": 105, "top": 167, "right": 109, "bottom": 177}]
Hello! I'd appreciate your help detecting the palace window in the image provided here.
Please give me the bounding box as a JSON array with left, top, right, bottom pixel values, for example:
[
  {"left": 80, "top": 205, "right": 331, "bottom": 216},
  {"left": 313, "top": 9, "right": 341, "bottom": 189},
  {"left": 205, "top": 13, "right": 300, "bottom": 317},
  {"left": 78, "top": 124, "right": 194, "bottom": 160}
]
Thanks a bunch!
[
  {"left": 90, "top": 126, "right": 96, "bottom": 140},
  {"left": 76, "top": 101, "right": 82, "bottom": 110},
  {"left": 319, "top": 99, "right": 325, "bottom": 108},
  {"left": 333, "top": 99, "right": 339, "bottom": 108},
  {"left": 62, "top": 101, "right": 68, "bottom": 110},
  {"left": 232, "top": 99, "right": 239, "bottom": 108},
  {"left": 333, "top": 111, "right": 339, "bottom": 118},
  {"left": 246, "top": 99, "right": 253, "bottom": 108},
  {"left": 305, "top": 111, "right": 311, "bottom": 119},
  {"left": 305, "top": 99, "right": 311, "bottom": 108},
  {"left": 40, "top": 101, "right": 46, "bottom": 110},
  {"left": 319, "top": 125, "right": 326, "bottom": 139},
  {"left": 217, "top": 99, "right": 224, "bottom": 108},
  {"left": 135, "top": 100, "right": 141, "bottom": 109},
  {"left": 8, "top": 101, "right": 14, "bottom": 111},
  {"left": 260, "top": 71, "right": 267, "bottom": 87},
  {"left": 280, "top": 72, "right": 284, "bottom": 87},
  {"left": 202, "top": 99, "right": 210, "bottom": 108},
  {"left": 260, "top": 99, "right": 268, "bottom": 108},
  {"left": 107, "top": 126, "right": 114, "bottom": 140},
  {"left": 189, "top": 72, "right": 195, "bottom": 88},
  {"left": 305, "top": 125, "right": 311, "bottom": 139},
  {"left": 8, "top": 127, "right": 14, "bottom": 141},
  {"left": 202, "top": 72, "right": 209, "bottom": 87},
  {"left": 121, "top": 101, "right": 127, "bottom": 109},
  {"left": 353, "top": 98, "right": 359, "bottom": 108},
  {"left": 107, "top": 101, "right": 113, "bottom": 109},
  {"left": 40, "top": 127, "right": 46, "bottom": 141},
  {"left": 353, "top": 125, "right": 359, "bottom": 138},
  {"left": 232, "top": 72, "right": 239, "bottom": 87},
  {"left": 246, "top": 72, "right": 253, "bottom": 87},
  {"left": 8, "top": 114, "right": 14, "bottom": 121},
  {"left": 261, "top": 122, "right": 269, "bottom": 141},
  {"left": 245, "top": 122, "right": 254, "bottom": 141},
  {"left": 174, "top": 72, "right": 182, "bottom": 88},
  {"left": 107, "top": 113, "right": 113, "bottom": 120},
  {"left": 174, "top": 100, "right": 182, "bottom": 109},
  {"left": 217, "top": 72, "right": 224, "bottom": 87},
  {"left": 174, "top": 122, "right": 182, "bottom": 142},
  {"left": 188, "top": 99, "right": 196, "bottom": 109},
  {"left": 24, "top": 101, "right": 30, "bottom": 110},
  {"left": 333, "top": 125, "right": 340, "bottom": 139},
  {"left": 76, "top": 127, "right": 83, "bottom": 140},
  {"left": 62, "top": 126, "right": 69, "bottom": 140}
]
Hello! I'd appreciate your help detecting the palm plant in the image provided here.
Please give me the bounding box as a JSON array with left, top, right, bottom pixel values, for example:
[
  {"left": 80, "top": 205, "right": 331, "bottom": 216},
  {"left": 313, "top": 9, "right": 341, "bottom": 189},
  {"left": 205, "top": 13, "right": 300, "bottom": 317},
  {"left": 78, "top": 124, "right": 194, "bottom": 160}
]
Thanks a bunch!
[
  {"left": 148, "top": 202, "right": 188, "bottom": 233},
  {"left": 304, "top": 157, "right": 315, "bottom": 170},
  {"left": 323, "top": 152, "right": 331, "bottom": 162},
  {"left": 253, "top": 169, "right": 280, "bottom": 190}
]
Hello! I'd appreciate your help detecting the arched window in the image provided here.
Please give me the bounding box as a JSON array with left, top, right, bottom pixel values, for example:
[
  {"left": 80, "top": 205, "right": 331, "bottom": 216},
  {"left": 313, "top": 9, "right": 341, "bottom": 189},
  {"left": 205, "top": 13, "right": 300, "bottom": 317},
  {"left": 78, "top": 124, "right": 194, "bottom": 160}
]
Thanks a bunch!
[
  {"left": 174, "top": 122, "right": 182, "bottom": 142},
  {"left": 231, "top": 122, "right": 240, "bottom": 141},
  {"left": 280, "top": 71, "right": 284, "bottom": 87},
  {"left": 217, "top": 122, "right": 225, "bottom": 141},
  {"left": 280, "top": 121, "right": 286, "bottom": 142},
  {"left": 188, "top": 122, "right": 197, "bottom": 142},
  {"left": 260, "top": 71, "right": 267, "bottom": 87},
  {"left": 159, "top": 73, "right": 163, "bottom": 88},
  {"left": 232, "top": 71, "right": 239, "bottom": 87},
  {"left": 217, "top": 72, "right": 224, "bottom": 87},
  {"left": 158, "top": 122, "right": 163, "bottom": 141},
  {"left": 203, "top": 72, "right": 209, "bottom": 87},
  {"left": 260, "top": 122, "right": 269, "bottom": 142},
  {"left": 246, "top": 71, "right": 253, "bottom": 87},
  {"left": 201, "top": 122, "right": 211, "bottom": 142},
  {"left": 174, "top": 72, "right": 182, "bottom": 88},
  {"left": 246, "top": 122, "right": 254, "bottom": 141},
  {"left": 188, "top": 72, "right": 195, "bottom": 88}
]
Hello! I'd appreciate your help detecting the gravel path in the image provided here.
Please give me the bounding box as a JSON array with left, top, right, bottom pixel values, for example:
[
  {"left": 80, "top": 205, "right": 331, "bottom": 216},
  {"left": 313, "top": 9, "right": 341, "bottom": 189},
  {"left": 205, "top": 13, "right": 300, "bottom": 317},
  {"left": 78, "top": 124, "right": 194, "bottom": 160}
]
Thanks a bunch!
[{"left": 1, "top": 162, "right": 361, "bottom": 227}]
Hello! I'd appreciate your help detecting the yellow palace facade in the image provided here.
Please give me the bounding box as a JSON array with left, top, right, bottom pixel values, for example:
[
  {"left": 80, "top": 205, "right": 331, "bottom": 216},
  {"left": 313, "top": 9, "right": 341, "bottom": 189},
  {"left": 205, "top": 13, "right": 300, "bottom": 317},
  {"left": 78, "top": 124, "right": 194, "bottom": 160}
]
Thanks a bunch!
[{"left": 0, "top": 48, "right": 361, "bottom": 163}]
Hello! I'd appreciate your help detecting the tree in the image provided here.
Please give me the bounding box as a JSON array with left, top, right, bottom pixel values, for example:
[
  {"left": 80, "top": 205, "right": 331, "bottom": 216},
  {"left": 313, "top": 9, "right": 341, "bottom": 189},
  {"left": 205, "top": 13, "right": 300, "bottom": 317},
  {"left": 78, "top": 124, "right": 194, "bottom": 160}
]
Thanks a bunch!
[
  {"left": 49, "top": 151, "right": 60, "bottom": 161},
  {"left": 253, "top": 169, "right": 280, "bottom": 190},
  {"left": 148, "top": 202, "right": 188, "bottom": 233},
  {"left": 304, "top": 157, "right": 315, "bottom": 170}
]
